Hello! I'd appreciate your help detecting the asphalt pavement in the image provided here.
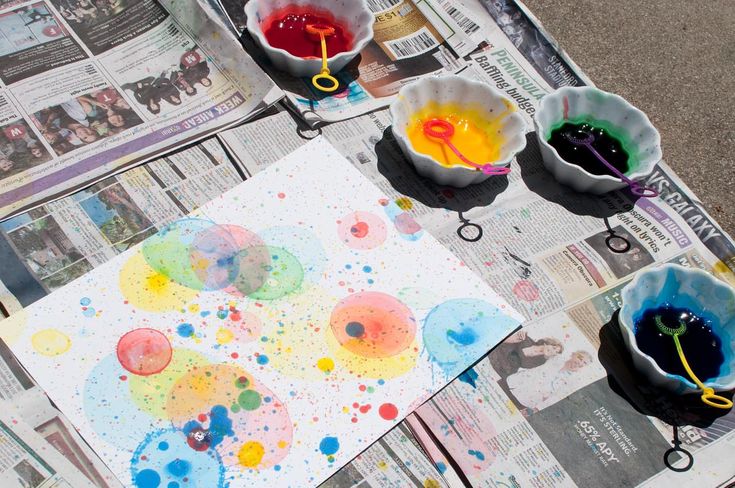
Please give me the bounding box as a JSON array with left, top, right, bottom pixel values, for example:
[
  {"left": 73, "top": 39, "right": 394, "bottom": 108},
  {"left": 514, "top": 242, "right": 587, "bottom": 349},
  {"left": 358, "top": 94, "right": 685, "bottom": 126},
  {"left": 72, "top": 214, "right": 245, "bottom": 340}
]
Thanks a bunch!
[{"left": 522, "top": 0, "right": 735, "bottom": 236}]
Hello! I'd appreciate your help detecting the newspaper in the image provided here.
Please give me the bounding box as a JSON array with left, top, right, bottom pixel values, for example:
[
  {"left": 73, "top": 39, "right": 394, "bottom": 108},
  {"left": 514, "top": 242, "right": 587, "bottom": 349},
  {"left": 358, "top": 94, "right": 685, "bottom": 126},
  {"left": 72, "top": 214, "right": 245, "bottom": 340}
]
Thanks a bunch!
[
  {"left": 218, "top": 0, "right": 488, "bottom": 126},
  {"left": 0, "top": 337, "right": 116, "bottom": 487},
  {"left": 0, "top": 137, "right": 243, "bottom": 313},
  {"left": 0, "top": 0, "right": 278, "bottom": 221}
]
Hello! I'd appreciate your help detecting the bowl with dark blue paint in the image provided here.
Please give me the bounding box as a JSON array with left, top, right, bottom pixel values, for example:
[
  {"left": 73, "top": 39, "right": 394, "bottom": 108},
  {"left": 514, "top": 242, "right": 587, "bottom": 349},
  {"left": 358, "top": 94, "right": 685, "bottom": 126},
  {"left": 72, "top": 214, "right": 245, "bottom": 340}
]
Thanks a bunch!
[{"left": 619, "top": 264, "right": 735, "bottom": 395}]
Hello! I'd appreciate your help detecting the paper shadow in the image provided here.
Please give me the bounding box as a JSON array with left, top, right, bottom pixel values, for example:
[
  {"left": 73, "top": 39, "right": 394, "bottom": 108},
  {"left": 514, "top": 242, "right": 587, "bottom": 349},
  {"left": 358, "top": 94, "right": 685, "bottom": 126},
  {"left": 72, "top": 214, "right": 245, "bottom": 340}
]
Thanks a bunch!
[
  {"left": 598, "top": 310, "right": 732, "bottom": 428},
  {"left": 375, "top": 127, "right": 509, "bottom": 212},
  {"left": 517, "top": 132, "right": 624, "bottom": 219}
]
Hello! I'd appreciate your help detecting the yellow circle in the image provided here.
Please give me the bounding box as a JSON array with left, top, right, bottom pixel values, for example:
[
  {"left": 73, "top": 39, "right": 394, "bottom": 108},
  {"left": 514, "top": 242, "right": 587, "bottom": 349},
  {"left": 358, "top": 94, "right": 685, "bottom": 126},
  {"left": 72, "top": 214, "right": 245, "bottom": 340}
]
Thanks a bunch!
[
  {"left": 238, "top": 440, "right": 265, "bottom": 468},
  {"left": 119, "top": 252, "right": 197, "bottom": 312},
  {"left": 31, "top": 329, "right": 71, "bottom": 356},
  {"left": 216, "top": 327, "right": 235, "bottom": 345}
]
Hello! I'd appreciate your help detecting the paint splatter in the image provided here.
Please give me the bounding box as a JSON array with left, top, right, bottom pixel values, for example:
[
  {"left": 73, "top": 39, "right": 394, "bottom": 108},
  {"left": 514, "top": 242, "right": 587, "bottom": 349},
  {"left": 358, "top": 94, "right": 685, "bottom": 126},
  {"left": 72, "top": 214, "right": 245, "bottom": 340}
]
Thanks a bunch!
[
  {"left": 458, "top": 368, "right": 479, "bottom": 388},
  {"left": 378, "top": 403, "right": 398, "bottom": 421},
  {"left": 319, "top": 436, "right": 340, "bottom": 460},
  {"left": 337, "top": 211, "right": 388, "bottom": 250}
]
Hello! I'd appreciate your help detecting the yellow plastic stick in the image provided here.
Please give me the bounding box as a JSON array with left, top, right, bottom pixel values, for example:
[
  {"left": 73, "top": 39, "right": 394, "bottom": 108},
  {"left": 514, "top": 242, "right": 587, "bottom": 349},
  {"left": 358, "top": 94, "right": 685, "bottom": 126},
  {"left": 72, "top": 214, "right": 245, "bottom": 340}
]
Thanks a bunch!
[
  {"left": 673, "top": 334, "right": 733, "bottom": 409},
  {"left": 306, "top": 24, "right": 339, "bottom": 93}
]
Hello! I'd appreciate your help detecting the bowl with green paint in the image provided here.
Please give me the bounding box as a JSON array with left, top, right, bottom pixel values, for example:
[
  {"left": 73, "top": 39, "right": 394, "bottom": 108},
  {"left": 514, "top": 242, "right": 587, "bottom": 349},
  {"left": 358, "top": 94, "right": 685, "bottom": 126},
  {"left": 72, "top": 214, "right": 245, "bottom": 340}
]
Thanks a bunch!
[{"left": 534, "top": 86, "right": 662, "bottom": 194}]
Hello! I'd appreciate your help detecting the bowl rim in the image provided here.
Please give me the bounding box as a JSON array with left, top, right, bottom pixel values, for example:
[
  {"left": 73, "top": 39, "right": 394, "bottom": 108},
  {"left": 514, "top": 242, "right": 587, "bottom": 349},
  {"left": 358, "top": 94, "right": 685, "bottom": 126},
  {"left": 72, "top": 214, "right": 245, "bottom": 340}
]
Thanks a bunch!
[
  {"left": 244, "top": 0, "right": 375, "bottom": 67},
  {"left": 389, "top": 74, "right": 529, "bottom": 176},
  {"left": 619, "top": 263, "right": 735, "bottom": 391},
  {"left": 534, "top": 85, "right": 663, "bottom": 185}
]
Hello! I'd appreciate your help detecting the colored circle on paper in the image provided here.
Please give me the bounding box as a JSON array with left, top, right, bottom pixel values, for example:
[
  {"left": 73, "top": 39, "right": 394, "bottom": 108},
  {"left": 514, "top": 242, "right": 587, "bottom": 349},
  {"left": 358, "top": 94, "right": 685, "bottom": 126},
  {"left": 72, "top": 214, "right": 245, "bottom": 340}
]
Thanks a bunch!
[
  {"left": 31, "top": 329, "right": 71, "bottom": 356},
  {"left": 337, "top": 211, "right": 388, "bottom": 250},
  {"left": 117, "top": 328, "right": 172, "bottom": 376},
  {"left": 330, "top": 292, "right": 416, "bottom": 358},
  {"left": 119, "top": 252, "right": 197, "bottom": 313},
  {"left": 131, "top": 428, "right": 225, "bottom": 488},
  {"left": 248, "top": 246, "right": 303, "bottom": 300}
]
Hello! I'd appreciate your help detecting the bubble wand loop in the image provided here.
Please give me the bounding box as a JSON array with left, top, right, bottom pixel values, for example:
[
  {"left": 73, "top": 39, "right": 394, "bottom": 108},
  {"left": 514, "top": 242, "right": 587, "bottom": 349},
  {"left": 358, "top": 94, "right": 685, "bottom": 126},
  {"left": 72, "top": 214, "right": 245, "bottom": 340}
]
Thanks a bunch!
[
  {"left": 654, "top": 315, "right": 733, "bottom": 409},
  {"left": 305, "top": 24, "right": 340, "bottom": 93},
  {"left": 422, "top": 119, "right": 511, "bottom": 176},
  {"left": 563, "top": 131, "right": 659, "bottom": 198}
]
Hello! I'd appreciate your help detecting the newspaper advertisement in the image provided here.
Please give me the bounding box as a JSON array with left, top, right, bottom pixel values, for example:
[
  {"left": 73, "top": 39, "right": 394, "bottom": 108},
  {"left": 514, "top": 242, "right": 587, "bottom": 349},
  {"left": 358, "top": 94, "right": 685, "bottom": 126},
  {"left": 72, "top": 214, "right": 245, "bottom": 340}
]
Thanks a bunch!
[
  {"left": 0, "top": 0, "right": 278, "bottom": 221},
  {"left": 0, "top": 137, "right": 243, "bottom": 314},
  {"left": 220, "top": 0, "right": 486, "bottom": 126}
]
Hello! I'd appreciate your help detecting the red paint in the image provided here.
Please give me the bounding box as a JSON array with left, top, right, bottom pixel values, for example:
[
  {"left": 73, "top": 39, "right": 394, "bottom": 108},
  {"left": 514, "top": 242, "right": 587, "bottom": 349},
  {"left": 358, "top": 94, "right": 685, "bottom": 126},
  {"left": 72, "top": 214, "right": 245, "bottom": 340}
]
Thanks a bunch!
[
  {"left": 119, "top": 375, "right": 127, "bottom": 381},
  {"left": 359, "top": 404, "right": 371, "bottom": 414},
  {"left": 262, "top": 6, "right": 353, "bottom": 59},
  {"left": 231, "top": 352, "right": 239, "bottom": 359},
  {"left": 350, "top": 221, "right": 369, "bottom": 238},
  {"left": 378, "top": 403, "right": 398, "bottom": 421},
  {"left": 351, "top": 417, "right": 358, "bottom": 423},
  {"left": 116, "top": 328, "right": 172, "bottom": 376},
  {"left": 512, "top": 280, "right": 540, "bottom": 302},
  {"left": 358, "top": 384, "right": 366, "bottom": 392},
  {"left": 278, "top": 192, "right": 286, "bottom": 199},
  {"left": 197, "top": 413, "right": 208, "bottom": 422}
]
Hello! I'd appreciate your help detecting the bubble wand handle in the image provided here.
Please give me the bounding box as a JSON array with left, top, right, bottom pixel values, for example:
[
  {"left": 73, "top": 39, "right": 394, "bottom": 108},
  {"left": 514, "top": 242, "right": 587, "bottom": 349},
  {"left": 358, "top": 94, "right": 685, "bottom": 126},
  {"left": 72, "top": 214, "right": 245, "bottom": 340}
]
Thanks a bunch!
[
  {"left": 422, "top": 119, "right": 510, "bottom": 176},
  {"left": 672, "top": 334, "right": 733, "bottom": 409}
]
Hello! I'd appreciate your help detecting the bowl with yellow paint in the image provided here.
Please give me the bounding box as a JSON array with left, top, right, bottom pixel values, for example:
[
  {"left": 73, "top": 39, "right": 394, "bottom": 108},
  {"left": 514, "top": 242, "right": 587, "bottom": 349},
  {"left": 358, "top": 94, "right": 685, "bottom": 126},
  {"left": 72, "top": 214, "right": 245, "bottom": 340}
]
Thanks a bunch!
[{"left": 389, "top": 75, "right": 527, "bottom": 187}]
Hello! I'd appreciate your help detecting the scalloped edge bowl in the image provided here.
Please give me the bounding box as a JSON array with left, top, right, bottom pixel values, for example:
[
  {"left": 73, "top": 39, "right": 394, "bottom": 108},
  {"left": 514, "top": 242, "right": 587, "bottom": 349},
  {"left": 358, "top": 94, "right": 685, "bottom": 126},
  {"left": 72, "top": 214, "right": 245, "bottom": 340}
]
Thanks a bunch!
[
  {"left": 619, "top": 264, "right": 735, "bottom": 394},
  {"left": 389, "top": 75, "right": 527, "bottom": 188},
  {"left": 245, "top": 0, "right": 374, "bottom": 77},
  {"left": 534, "top": 86, "right": 662, "bottom": 194}
]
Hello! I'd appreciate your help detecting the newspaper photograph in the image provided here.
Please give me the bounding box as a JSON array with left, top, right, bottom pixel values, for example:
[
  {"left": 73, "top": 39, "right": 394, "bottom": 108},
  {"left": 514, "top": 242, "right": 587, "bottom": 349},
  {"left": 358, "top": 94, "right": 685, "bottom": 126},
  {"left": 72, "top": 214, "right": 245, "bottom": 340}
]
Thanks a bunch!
[{"left": 0, "top": 0, "right": 278, "bottom": 221}]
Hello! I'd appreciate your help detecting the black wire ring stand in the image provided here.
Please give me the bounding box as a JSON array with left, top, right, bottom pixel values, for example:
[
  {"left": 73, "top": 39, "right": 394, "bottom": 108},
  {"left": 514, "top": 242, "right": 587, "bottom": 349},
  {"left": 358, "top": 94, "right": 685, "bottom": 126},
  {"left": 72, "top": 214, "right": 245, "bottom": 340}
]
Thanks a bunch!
[
  {"left": 457, "top": 212, "right": 483, "bottom": 242},
  {"left": 603, "top": 216, "right": 631, "bottom": 254}
]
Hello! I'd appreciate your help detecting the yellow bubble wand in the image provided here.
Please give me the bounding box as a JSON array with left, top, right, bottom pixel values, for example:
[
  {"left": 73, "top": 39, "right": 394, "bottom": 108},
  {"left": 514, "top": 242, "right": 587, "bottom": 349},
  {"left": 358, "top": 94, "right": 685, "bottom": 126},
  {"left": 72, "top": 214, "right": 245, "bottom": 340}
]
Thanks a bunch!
[
  {"left": 655, "top": 315, "right": 732, "bottom": 409},
  {"left": 305, "top": 23, "right": 340, "bottom": 93}
]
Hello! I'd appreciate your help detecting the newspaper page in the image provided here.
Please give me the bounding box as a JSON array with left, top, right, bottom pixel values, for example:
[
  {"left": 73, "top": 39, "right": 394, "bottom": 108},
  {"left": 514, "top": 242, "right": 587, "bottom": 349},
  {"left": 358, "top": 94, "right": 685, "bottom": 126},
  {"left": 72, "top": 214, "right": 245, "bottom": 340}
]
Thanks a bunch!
[
  {"left": 220, "top": 0, "right": 484, "bottom": 125},
  {"left": 0, "top": 137, "right": 244, "bottom": 313},
  {"left": 0, "top": 403, "right": 97, "bottom": 488},
  {"left": 0, "top": 0, "right": 278, "bottom": 221},
  {"left": 0, "top": 338, "right": 122, "bottom": 487}
]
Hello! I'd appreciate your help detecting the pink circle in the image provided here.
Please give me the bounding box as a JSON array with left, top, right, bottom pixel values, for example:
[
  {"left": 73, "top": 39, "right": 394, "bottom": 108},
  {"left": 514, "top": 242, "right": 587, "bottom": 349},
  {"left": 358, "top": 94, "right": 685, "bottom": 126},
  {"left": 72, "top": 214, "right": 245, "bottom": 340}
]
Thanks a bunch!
[
  {"left": 513, "top": 280, "right": 540, "bottom": 302},
  {"left": 337, "top": 211, "right": 387, "bottom": 250},
  {"left": 116, "top": 328, "right": 172, "bottom": 376}
]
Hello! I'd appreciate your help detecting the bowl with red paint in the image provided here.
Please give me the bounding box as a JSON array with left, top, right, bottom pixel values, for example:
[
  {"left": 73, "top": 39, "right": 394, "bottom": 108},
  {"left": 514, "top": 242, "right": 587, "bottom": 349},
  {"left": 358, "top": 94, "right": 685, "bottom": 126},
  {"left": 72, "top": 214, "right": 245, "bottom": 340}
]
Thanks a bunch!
[{"left": 245, "top": 0, "right": 374, "bottom": 78}]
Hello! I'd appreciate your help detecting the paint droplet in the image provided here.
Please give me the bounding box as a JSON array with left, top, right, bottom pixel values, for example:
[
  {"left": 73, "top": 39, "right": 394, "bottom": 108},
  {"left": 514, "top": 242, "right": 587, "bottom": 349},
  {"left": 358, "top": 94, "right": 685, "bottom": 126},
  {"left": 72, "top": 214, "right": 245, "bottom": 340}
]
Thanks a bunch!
[
  {"left": 134, "top": 469, "right": 161, "bottom": 488},
  {"left": 316, "top": 357, "right": 334, "bottom": 373},
  {"left": 80, "top": 297, "right": 91, "bottom": 306},
  {"left": 379, "top": 403, "right": 398, "bottom": 421},
  {"left": 238, "top": 440, "right": 265, "bottom": 468},
  {"left": 256, "top": 354, "right": 269, "bottom": 365},
  {"left": 319, "top": 436, "right": 340, "bottom": 456},
  {"left": 278, "top": 192, "right": 286, "bottom": 199},
  {"left": 116, "top": 328, "right": 172, "bottom": 376},
  {"left": 176, "top": 323, "right": 194, "bottom": 338},
  {"left": 362, "top": 265, "right": 372, "bottom": 273},
  {"left": 216, "top": 327, "right": 234, "bottom": 344},
  {"left": 31, "top": 329, "right": 71, "bottom": 356},
  {"left": 238, "top": 389, "right": 262, "bottom": 411}
]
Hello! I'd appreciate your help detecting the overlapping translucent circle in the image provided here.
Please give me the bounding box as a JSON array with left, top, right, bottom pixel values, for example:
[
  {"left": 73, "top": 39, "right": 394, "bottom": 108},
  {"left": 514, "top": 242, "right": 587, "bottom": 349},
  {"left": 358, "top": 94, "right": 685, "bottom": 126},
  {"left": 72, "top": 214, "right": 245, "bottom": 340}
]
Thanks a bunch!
[
  {"left": 141, "top": 218, "right": 271, "bottom": 295},
  {"left": 330, "top": 292, "right": 416, "bottom": 358}
]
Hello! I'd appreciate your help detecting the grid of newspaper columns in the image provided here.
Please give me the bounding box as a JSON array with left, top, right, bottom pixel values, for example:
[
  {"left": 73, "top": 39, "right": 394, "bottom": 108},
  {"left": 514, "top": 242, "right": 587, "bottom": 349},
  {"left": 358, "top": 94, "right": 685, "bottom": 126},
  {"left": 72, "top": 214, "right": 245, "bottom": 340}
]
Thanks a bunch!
[{"left": 0, "top": 0, "right": 733, "bottom": 487}]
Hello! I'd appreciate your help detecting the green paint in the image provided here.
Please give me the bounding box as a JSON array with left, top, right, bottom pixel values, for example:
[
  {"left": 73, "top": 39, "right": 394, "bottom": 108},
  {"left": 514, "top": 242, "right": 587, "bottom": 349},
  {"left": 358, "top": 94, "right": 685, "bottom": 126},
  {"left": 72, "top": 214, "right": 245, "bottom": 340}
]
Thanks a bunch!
[
  {"left": 238, "top": 389, "right": 262, "bottom": 411},
  {"left": 248, "top": 246, "right": 304, "bottom": 300}
]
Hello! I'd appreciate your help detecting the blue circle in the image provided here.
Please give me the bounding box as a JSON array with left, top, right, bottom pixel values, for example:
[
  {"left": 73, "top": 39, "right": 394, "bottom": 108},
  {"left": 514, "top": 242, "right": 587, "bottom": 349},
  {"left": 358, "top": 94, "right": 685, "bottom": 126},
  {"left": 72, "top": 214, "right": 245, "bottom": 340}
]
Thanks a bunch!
[
  {"left": 166, "top": 459, "right": 191, "bottom": 477},
  {"left": 176, "top": 323, "right": 194, "bottom": 338},
  {"left": 158, "top": 441, "right": 169, "bottom": 451},
  {"left": 362, "top": 265, "right": 372, "bottom": 273},
  {"left": 319, "top": 436, "right": 340, "bottom": 456},
  {"left": 135, "top": 469, "right": 161, "bottom": 488},
  {"left": 257, "top": 354, "right": 269, "bottom": 365},
  {"left": 345, "top": 321, "right": 365, "bottom": 338}
]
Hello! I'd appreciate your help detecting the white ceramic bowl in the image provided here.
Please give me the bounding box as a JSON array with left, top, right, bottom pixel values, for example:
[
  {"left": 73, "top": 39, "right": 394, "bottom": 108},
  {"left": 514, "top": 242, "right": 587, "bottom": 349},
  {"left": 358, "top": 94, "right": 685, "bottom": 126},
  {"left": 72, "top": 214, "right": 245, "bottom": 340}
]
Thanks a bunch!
[
  {"left": 245, "top": 0, "right": 374, "bottom": 77},
  {"left": 390, "top": 75, "right": 527, "bottom": 188},
  {"left": 619, "top": 264, "right": 735, "bottom": 394},
  {"left": 534, "top": 86, "right": 662, "bottom": 194}
]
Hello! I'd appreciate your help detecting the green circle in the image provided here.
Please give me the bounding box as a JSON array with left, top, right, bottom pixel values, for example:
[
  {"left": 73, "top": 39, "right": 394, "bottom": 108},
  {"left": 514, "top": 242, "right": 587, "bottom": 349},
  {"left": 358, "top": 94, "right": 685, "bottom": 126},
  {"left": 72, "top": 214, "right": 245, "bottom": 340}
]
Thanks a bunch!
[
  {"left": 238, "top": 389, "right": 262, "bottom": 411},
  {"left": 248, "top": 246, "right": 304, "bottom": 300}
]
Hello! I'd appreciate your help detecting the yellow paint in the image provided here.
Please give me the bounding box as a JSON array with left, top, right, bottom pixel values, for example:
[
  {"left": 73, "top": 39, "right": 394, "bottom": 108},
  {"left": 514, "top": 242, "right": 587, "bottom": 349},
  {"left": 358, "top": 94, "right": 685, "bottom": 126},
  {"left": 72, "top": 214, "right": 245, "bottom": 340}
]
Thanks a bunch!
[
  {"left": 424, "top": 479, "right": 441, "bottom": 488},
  {"left": 188, "top": 304, "right": 200, "bottom": 313},
  {"left": 31, "top": 329, "right": 71, "bottom": 356},
  {"left": 377, "top": 461, "right": 388, "bottom": 470},
  {"left": 317, "top": 357, "right": 335, "bottom": 373},
  {"left": 216, "top": 327, "right": 235, "bottom": 345},
  {"left": 277, "top": 440, "right": 288, "bottom": 449},
  {"left": 238, "top": 440, "right": 265, "bottom": 468},
  {"left": 119, "top": 252, "right": 197, "bottom": 313},
  {"left": 166, "top": 364, "right": 250, "bottom": 422},
  {"left": 395, "top": 197, "right": 413, "bottom": 211},
  {"left": 406, "top": 101, "right": 513, "bottom": 168},
  {"left": 129, "top": 349, "right": 208, "bottom": 418}
]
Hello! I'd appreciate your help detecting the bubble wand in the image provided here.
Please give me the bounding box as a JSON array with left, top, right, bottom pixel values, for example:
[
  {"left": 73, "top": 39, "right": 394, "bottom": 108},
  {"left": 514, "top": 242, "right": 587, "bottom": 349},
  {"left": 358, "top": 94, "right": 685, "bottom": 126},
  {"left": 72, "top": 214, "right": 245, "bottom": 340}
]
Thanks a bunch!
[
  {"left": 305, "top": 24, "right": 340, "bottom": 93},
  {"left": 422, "top": 119, "right": 511, "bottom": 176}
]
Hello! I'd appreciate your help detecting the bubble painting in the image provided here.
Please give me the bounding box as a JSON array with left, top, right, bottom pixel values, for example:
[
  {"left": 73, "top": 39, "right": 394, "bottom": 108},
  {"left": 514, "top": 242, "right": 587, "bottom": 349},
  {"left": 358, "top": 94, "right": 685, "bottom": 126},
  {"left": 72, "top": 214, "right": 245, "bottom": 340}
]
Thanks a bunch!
[{"left": 2, "top": 138, "right": 523, "bottom": 487}]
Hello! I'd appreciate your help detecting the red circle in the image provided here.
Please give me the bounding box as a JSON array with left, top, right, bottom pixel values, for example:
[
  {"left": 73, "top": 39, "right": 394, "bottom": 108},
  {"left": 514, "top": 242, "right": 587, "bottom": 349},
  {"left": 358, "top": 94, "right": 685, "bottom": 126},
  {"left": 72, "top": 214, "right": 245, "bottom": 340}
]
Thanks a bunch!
[
  {"left": 512, "top": 280, "right": 540, "bottom": 302},
  {"left": 350, "top": 222, "right": 369, "bottom": 238},
  {"left": 116, "top": 328, "right": 172, "bottom": 376},
  {"left": 181, "top": 51, "right": 201, "bottom": 67},
  {"left": 378, "top": 403, "right": 398, "bottom": 421}
]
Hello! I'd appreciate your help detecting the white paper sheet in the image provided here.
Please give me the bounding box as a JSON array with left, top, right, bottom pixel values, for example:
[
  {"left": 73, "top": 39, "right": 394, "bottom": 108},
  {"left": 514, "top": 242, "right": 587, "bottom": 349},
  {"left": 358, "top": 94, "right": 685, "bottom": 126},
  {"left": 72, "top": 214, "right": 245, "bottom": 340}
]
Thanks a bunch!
[{"left": 3, "top": 138, "right": 522, "bottom": 487}]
